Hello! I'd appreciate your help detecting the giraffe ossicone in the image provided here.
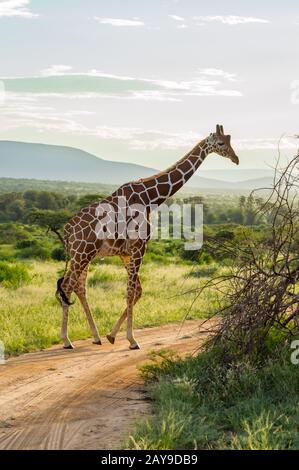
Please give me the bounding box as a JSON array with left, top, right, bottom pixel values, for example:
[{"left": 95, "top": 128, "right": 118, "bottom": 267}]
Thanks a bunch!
[{"left": 56, "top": 124, "right": 239, "bottom": 350}]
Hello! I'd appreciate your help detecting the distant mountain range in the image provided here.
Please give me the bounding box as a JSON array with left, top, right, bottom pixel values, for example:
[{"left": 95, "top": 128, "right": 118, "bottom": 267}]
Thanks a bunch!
[{"left": 0, "top": 141, "right": 274, "bottom": 191}]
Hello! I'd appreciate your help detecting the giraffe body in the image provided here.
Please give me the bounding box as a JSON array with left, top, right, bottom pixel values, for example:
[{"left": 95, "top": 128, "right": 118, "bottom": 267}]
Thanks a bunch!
[{"left": 56, "top": 125, "right": 239, "bottom": 349}]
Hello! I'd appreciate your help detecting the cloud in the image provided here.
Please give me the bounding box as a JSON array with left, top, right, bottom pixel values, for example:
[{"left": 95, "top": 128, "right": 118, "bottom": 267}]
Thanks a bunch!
[
  {"left": 129, "top": 130, "right": 201, "bottom": 151},
  {"left": 169, "top": 15, "right": 184, "bottom": 21},
  {"left": 195, "top": 15, "right": 269, "bottom": 25},
  {"left": 40, "top": 65, "right": 73, "bottom": 77},
  {"left": 169, "top": 15, "right": 188, "bottom": 29},
  {"left": 2, "top": 100, "right": 297, "bottom": 157},
  {"left": 150, "top": 74, "right": 242, "bottom": 97},
  {"left": 0, "top": 97, "right": 96, "bottom": 135},
  {"left": 0, "top": 82, "right": 5, "bottom": 108},
  {"left": 0, "top": 0, "right": 38, "bottom": 18},
  {"left": 234, "top": 137, "right": 298, "bottom": 150},
  {"left": 120, "top": 91, "right": 181, "bottom": 102},
  {"left": 198, "top": 68, "right": 237, "bottom": 82},
  {"left": 0, "top": 103, "right": 202, "bottom": 149},
  {"left": 0, "top": 94, "right": 214, "bottom": 149},
  {"left": 3, "top": 95, "right": 295, "bottom": 153},
  {"left": 94, "top": 16, "right": 144, "bottom": 27},
  {"left": 1, "top": 67, "right": 243, "bottom": 100}
]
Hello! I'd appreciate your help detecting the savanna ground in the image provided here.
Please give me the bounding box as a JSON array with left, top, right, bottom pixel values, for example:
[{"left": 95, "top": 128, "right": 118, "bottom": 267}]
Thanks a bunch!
[{"left": 0, "top": 319, "right": 209, "bottom": 450}]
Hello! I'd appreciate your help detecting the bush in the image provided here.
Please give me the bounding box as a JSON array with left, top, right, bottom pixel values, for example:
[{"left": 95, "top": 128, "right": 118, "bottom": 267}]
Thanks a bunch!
[
  {"left": 197, "top": 250, "right": 213, "bottom": 265},
  {"left": 0, "top": 261, "right": 31, "bottom": 288},
  {"left": 15, "top": 239, "right": 38, "bottom": 249},
  {"left": 0, "top": 223, "right": 32, "bottom": 244},
  {"left": 179, "top": 248, "right": 200, "bottom": 262},
  {"left": 144, "top": 252, "right": 170, "bottom": 264},
  {"left": 17, "top": 245, "right": 51, "bottom": 260},
  {"left": 51, "top": 246, "right": 65, "bottom": 261}
]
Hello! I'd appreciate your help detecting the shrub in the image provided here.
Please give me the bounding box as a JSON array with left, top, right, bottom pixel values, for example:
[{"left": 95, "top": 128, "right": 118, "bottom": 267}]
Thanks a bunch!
[
  {"left": 0, "top": 261, "right": 31, "bottom": 288},
  {"left": 17, "top": 245, "right": 51, "bottom": 260},
  {"left": 197, "top": 250, "right": 213, "bottom": 265},
  {"left": 15, "top": 239, "right": 38, "bottom": 249},
  {"left": 179, "top": 248, "right": 200, "bottom": 262},
  {"left": 51, "top": 246, "right": 65, "bottom": 261}
]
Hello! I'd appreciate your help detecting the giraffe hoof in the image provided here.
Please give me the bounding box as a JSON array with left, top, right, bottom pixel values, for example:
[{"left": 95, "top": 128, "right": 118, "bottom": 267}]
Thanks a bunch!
[
  {"left": 106, "top": 334, "right": 115, "bottom": 345},
  {"left": 93, "top": 339, "right": 102, "bottom": 345},
  {"left": 63, "top": 344, "right": 74, "bottom": 349},
  {"left": 129, "top": 343, "right": 140, "bottom": 350}
]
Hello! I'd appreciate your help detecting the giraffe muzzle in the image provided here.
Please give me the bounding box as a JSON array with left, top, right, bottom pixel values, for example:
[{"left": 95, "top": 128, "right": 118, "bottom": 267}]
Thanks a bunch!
[{"left": 231, "top": 154, "right": 239, "bottom": 165}]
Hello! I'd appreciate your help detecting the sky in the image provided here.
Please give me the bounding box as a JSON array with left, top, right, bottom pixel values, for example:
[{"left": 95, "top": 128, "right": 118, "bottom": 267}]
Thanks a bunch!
[{"left": 0, "top": 0, "right": 298, "bottom": 174}]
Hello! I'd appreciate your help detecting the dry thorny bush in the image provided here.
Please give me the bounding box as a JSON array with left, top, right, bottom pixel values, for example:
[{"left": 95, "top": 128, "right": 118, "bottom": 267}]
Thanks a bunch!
[{"left": 200, "top": 149, "right": 299, "bottom": 358}]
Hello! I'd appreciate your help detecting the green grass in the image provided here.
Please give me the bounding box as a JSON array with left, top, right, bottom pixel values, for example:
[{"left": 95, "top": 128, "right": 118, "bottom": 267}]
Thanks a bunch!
[
  {"left": 127, "top": 348, "right": 299, "bottom": 450},
  {"left": 0, "top": 261, "right": 31, "bottom": 288},
  {"left": 0, "top": 259, "right": 219, "bottom": 356},
  {"left": 0, "top": 244, "right": 16, "bottom": 260}
]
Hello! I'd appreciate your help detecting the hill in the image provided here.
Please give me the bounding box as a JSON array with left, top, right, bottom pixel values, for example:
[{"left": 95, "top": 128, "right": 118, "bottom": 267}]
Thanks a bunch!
[{"left": 0, "top": 141, "right": 272, "bottom": 191}]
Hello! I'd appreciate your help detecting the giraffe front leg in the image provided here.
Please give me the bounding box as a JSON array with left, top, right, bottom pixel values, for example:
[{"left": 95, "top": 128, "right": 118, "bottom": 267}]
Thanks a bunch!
[
  {"left": 58, "top": 259, "right": 89, "bottom": 349},
  {"left": 74, "top": 267, "right": 102, "bottom": 345},
  {"left": 78, "top": 294, "right": 102, "bottom": 345},
  {"left": 127, "top": 301, "right": 140, "bottom": 350},
  {"left": 107, "top": 254, "right": 130, "bottom": 345},
  {"left": 125, "top": 248, "right": 144, "bottom": 350},
  {"left": 126, "top": 274, "right": 141, "bottom": 350},
  {"left": 107, "top": 309, "right": 127, "bottom": 344}
]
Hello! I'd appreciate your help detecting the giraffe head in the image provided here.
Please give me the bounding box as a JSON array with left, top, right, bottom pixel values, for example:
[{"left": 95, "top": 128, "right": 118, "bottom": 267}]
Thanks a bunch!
[{"left": 207, "top": 124, "right": 239, "bottom": 165}]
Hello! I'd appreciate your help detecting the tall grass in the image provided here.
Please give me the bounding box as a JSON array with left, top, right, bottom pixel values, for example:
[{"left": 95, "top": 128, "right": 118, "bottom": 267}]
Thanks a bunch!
[
  {"left": 0, "top": 261, "right": 31, "bottom": 288},
  {"left": 128, "top": 347, "right": 299, "bottom": 450}
]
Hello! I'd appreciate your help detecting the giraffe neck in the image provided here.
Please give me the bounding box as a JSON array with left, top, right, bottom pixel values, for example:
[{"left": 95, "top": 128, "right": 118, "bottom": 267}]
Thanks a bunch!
[{"left": 143, "top": 138, "right": 209, "bottom": 205}]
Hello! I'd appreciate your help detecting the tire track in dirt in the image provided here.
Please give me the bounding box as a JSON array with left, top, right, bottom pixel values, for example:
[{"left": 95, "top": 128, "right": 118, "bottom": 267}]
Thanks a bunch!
[{"left": 0, "top": 319, "right": 213, "bottom": 450}]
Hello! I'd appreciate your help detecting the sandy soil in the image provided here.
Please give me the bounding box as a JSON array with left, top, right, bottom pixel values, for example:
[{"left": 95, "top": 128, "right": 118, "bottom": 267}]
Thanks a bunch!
[{"left": 0, "top": 320, "right": 212, "bottom": 450}]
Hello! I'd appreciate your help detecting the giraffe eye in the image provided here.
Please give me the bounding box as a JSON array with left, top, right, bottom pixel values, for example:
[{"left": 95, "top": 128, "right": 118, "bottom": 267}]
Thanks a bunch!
[{"left": 218, "top": 142, "right": 225, "bottom": 146}]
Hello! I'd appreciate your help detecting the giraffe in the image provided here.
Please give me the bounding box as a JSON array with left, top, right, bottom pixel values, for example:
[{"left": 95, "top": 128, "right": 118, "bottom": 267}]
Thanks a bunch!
[{"left": 56, "top": 124, "right": 239, "bottom": 350}]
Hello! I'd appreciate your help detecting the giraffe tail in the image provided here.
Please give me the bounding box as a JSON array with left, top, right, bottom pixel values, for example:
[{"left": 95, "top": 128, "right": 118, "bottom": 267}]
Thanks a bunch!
[
  {"left": 56, "top": 277, "right": 74, "bottom": 306},
  {"left": 55, "top": 232, "right": 74, "bottom": 306}
]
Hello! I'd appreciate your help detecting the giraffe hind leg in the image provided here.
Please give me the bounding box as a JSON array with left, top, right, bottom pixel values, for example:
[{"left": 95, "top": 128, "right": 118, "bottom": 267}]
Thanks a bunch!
[{"left": 56, "top": 276, "right": 73, "bottom": 306}]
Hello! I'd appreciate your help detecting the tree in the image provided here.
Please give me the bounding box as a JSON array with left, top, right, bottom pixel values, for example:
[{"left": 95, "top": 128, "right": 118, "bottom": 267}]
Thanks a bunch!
[
  {"left": 76, "top": 194, "right": 106, "bottom": 208},
  {"left": 27, "top": 209, "right": 71, "bottom": 245},
  {"left": 203, "top": 152, "right": 299, "bottom": 357},
  {"left": 6, "top": 199, "right": 25, "bottom": 221}
]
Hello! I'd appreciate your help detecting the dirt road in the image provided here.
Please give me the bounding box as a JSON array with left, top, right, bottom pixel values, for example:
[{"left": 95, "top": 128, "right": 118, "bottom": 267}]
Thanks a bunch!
[{"left": 0, "top": 320, "right": 211, "bottom": 450}]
